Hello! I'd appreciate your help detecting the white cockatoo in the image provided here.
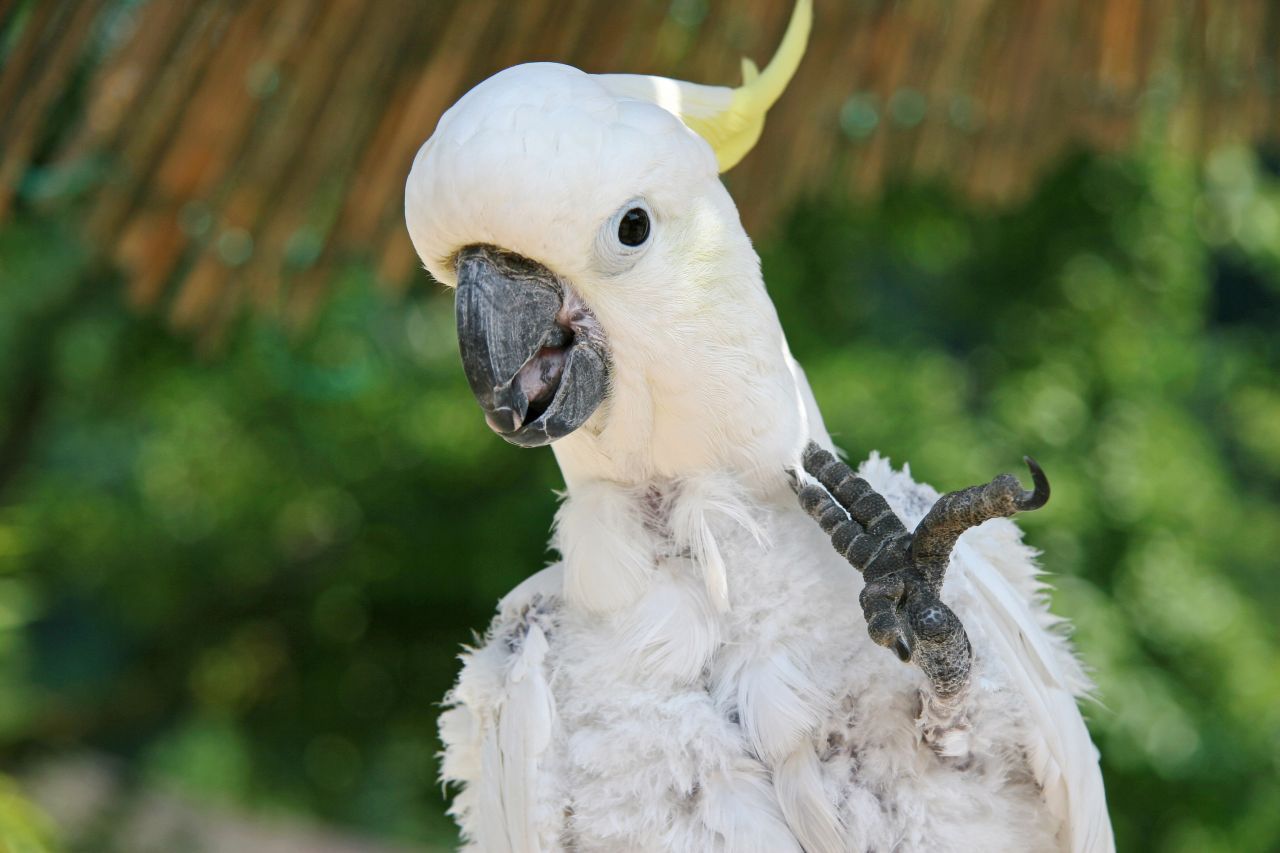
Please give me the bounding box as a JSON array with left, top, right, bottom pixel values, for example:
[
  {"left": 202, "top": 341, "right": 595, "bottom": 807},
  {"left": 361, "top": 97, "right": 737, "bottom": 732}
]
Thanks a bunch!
[{"left": 404, "top": 2, "right": 1114, "bottom": 851}]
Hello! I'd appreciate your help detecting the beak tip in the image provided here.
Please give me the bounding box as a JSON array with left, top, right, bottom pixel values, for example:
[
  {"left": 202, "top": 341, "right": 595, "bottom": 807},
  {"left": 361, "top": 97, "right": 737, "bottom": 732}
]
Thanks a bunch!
[{"left": 484, "top": 407, "right": 524, "bottom": 434}]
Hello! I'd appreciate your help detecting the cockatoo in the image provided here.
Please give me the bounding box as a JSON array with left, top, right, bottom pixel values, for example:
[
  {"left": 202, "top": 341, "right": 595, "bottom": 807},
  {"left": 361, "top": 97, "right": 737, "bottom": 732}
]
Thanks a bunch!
[{"left": 404, "top": 2, "right": 1114, "bottom": 850}]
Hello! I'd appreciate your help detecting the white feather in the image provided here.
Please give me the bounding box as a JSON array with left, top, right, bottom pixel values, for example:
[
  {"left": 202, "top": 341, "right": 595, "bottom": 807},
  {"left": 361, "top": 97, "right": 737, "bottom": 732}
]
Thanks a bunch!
[
  {"left": 956, "top": 532, "right": 1115, "bottom": 853},
  {"left": 499, "top": 623, "right": 556, "bottom": 852},
  {"left": 774, "top": 747, "right": 845, "bottom": 853},
  {"left": 619, "top": 560, "right": 720, "bottom": 684},
  {"left": 499, "top": 563, "right": 566, "bottom": 617},
  {"left": 437, "top": 705, "right": 480, "bottom": 783},
  {"left": 439, "top": 569, "right": 561, "bottom": 851},
  {"left": 700, "top": 767, "right": 803, "bottom": 853},
  {"left": 478, "top": 718, "right": 511, "bottom": 853},
  {"left": 554, "top": 481, "right": 653, "bottom": 613},
  {"left": 723, "top": 651, "right": 828, "bottom": 765},
  {"left": 668, "top": 473, "right": 766, "bottom": 612}
]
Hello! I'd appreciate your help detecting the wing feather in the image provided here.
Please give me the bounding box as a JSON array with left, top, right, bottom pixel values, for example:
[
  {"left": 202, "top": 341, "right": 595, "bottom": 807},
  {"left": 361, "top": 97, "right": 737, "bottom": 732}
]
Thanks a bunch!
[
  {"left": 499, "top": 622, "right": 556, "bottom": 852},
  {"left": 955, "top": 527, "right": 1115, "bottom": 853},
  {"left": 440, "top": 566, "right": 562, "bottom": 852}
]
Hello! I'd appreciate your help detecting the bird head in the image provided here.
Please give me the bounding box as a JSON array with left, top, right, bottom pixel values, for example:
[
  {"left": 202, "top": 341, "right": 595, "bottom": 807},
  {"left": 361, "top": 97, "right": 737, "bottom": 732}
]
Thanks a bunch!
[{"left": 405, "top": 1, "right": 812, "bottom": 481}]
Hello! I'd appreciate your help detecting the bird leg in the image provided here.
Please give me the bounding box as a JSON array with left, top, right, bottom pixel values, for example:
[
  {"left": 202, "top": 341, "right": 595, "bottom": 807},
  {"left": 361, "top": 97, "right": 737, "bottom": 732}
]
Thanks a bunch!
[{"left": 796, "top": 442, "right": 1049, "bottom": 700}]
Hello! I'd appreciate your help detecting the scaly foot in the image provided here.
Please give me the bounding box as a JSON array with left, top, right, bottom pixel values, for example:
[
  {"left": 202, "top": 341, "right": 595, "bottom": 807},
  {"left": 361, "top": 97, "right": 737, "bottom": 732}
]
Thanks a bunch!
[{"left": 796, "top": 442, "right": 1049, "bottom": 699}]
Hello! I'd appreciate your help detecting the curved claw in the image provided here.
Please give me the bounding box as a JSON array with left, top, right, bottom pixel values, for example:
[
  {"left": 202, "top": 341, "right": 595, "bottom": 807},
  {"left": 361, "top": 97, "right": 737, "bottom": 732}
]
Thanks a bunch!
[{"left": 1016, "top": 456, "right": 1050, "bottom": 511}]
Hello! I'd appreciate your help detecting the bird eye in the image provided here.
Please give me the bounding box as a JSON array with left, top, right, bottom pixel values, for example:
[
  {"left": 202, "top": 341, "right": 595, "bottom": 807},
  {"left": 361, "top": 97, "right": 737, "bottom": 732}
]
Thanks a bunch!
[{"left": 617, "top": 207, "right": 650, "bottom": 247}]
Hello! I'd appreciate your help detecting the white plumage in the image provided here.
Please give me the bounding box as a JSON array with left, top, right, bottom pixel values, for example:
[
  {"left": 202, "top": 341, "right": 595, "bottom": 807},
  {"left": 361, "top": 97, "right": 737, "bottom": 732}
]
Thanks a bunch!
[
  {"left": 438, "top": 449, "right": 1112, "bottom": 852},
  {"left": 407, "top": 21, "right": 1114, "bottom": 851}
]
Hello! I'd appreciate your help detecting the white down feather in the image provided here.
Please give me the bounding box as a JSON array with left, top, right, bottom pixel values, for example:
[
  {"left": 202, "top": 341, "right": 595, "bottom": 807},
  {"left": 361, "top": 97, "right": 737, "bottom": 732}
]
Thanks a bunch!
[{"left": 439, "top": 446, "right": 1113, "bottom": 852}]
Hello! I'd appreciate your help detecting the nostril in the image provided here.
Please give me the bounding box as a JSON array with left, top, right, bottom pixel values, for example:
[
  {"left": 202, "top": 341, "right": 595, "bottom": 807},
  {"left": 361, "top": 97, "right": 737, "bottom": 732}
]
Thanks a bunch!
[{"left": 486, "top": 406, "right": 523, "bottom": 433}]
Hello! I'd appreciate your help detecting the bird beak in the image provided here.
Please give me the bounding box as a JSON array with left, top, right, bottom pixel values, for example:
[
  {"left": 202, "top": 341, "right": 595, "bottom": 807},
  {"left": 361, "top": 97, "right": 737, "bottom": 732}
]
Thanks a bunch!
[{"left": 454, "top": 245, "right": 610, "bottom": 447}]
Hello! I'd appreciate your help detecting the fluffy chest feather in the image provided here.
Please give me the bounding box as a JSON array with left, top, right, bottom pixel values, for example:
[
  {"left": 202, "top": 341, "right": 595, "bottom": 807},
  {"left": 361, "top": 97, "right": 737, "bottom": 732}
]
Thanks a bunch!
[{"left": 452, "top": 467, "right": 1060, "bottom": 852}]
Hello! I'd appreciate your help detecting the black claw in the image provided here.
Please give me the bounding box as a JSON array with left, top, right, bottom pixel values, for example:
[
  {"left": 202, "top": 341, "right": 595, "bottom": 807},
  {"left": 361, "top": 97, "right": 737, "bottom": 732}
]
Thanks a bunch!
[
  {"left": 801, "top": 441, "right": 827, "bottom": 472},
  {"left": 1016, "top": 456, "right": 1050, "bottom": 511},
  {"left": 894, "top": 637, "right": 912, "bottom": 662}
]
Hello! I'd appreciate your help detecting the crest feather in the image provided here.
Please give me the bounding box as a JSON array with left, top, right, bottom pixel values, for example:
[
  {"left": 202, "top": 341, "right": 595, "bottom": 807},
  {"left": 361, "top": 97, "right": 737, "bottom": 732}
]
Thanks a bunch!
[{"left": 598, "top": 0, "right": 812, "bottom": 172}]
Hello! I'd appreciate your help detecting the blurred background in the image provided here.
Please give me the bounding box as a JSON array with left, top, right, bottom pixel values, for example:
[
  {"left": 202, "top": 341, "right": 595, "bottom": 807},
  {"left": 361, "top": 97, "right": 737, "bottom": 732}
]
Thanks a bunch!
[{"left": 1, "top": 0, "right": 1278, "bottom": 850}]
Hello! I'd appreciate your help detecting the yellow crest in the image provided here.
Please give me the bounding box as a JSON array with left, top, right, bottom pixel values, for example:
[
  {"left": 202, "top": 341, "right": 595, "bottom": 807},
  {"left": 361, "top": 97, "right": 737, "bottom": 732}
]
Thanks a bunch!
[{"left": 599, "top": 0, "right": 813, "bottom": 172}]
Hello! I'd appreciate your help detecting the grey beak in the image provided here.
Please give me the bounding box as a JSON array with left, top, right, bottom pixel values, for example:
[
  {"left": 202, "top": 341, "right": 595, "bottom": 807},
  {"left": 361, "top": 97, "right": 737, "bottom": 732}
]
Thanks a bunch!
[{"left": 454, "top": 245, "right": 609, "bottom": 447}]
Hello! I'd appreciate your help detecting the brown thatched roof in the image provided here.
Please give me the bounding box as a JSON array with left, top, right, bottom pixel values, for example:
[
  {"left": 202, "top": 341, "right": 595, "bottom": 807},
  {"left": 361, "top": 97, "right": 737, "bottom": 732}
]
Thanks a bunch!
[{"left": 2, "top": 0, "right": 1277, "bottom": 337}]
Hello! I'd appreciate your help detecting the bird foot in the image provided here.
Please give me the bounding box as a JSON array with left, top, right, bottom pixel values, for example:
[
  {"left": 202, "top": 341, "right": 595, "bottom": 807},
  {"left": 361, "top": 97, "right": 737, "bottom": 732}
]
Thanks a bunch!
[{"left": 795, "top": 442, "right": 1049, "bottom": 700}]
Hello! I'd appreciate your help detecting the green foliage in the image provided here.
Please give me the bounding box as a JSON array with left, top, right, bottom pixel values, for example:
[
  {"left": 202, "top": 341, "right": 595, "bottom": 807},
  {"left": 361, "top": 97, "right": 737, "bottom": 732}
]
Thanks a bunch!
[
  {"left": 0, "top": 222, "right": 561, "bottom": 847},
  {"left": 0, "top": 145, "right": 1277, "bottom": 851},
  {"left": 0, "top": 775, "right": 57, "bottom": 853}
]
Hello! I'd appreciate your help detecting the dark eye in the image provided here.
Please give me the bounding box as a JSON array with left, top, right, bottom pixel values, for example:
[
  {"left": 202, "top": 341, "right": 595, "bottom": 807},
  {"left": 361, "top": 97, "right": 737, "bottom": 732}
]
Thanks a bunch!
[{"left": 617, "top": 207, "right": 650, "bottom": 247}]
